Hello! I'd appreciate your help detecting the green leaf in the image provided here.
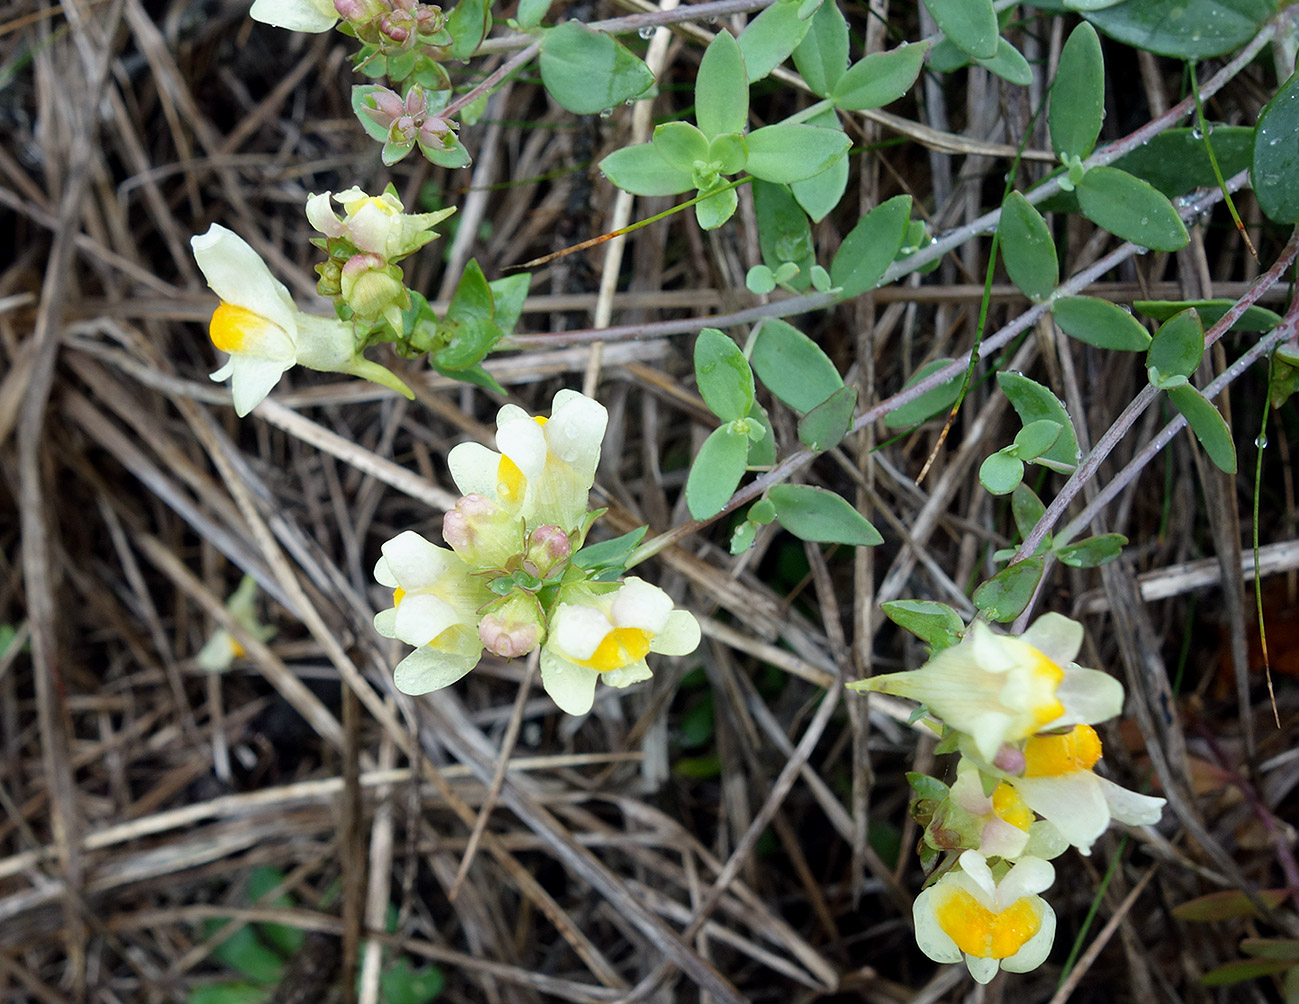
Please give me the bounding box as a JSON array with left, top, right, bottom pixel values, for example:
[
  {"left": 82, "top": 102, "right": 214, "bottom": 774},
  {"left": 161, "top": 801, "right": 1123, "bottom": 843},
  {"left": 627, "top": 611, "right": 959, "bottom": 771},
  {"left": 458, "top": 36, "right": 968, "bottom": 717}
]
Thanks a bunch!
[
  {"left": 1240, "top": 940, "right": 1299, "bottom": 962},
  {"left": 831, "top": 41, "right": 929, "bottom": 111},
  {"left": 792, "top": 0, "right": 849, "bottom": 96},
  {"left": 923, "top": 0, "right": 999, "bottom": 60},
  {"left": 738, "top": 0, "right": 814, "bottom": 83},
  {"left": 352, "top": 86, "right": 397, "bottom": 143},
  {"left": 980, "top": 450, "right": 1025, "bottom": 495},
  {"left": 188, "top": 985, "right": 271, "bottom": 1004},
  {"left": 1049, "top": 23, "right": 1105, "bottom": 160},
  {"left": 695, "top": 328, "right": 755, "bottom": 421},
  {"left": 446, "top": 259, "right": 494, "bottom": 324},
  {"left": 433, "top": 316, "right": 503, "bottom": 370},
  {"left": 1172, "top": 888, "right": 1289, "bottom": 922},
  {"left": 1114, "top": 126, "right": 1255, "bottom": 198},
  {"left": 487, "top": 272, "right": 531, "bottom": 336},
  {"left": 686, "top": 424, "right": 750, "bottom": 519},
  {"left": 1052, "top": 296, "right": 1152, "bottom": 351},
  {"left": 746, "top": 264, "right": 776, "bottom": 294},
  {"left": 1200, "top": 959, "right": 1296, "bottom": 988},
  {"left": 1011, "top": 484, "right": 1047, "bottom": 540},
  {"left": 830, "top": 194, "right": 912, "bottom": 299},
  {"left": 730, "top": 519, "right": 760, "bottom": 554},
  {"left": 996, "top": 371, "right": 1079, "bottom": 469},
  {"left": 516, "top": 0, "right": 552, "bottom": 29},
  {"left": 974, "top": 37, "right": 1032, "bottom": 87},
  {"left": 746, "top": 401, "right": 777, "bottom": 466},
  {"left": 999, "top": 192, "right": 1058, "bottom": 302},
  {"left": 1014, "top": 419, "right": 1063, "bottom": 461},
  {"left": 445, "top": 0, "right": 490, "bottom": 57},
  {"left": 539, "top": 22, "right": 655, "bottom": 115},
  {"left": 1270, "top": 343, "right": 1299, "bottom": 410},
  {"left": 768, "top": 484, "right": 883, "bottom": 546},
  {"left": 695, "top": 185, "right": 739, "bottom": 230},
  {"left": 883, "top": 358, "right": 963, "bottom": 428},
  {"left": 381, "top": 958, "right": 447, "bottom": 1004},
  {"left": 750, "top": 318, "right": 843, "bottom": 412},
  {"left": 652, "top": 121, "right": 710, "bottom": 174},
  {"left": 1147, "top": 308, "right": 1204, "bottom": 380},
  {"left": 1084, "top": 0, "right": 1274, "bottom": 60},
  {"left": 1168, "top": 384, "right": 1236, "bottom": 474},
  {"left": 790, "top": 110, "right": 849, "bottom": 221},
  {"left": 599, "top": 143, "right": 694, "bottom": 196},
  {"left": 572, "top": 525, "right": 648, "bottom": 575},
  {"left": 1055, "top": 533, "right": 1127, "bottom": 567},
  {"left": 1253, "top": 68, "right": 1299, "bottom": 224},
  {"left": 798, "top": 385, "right": 857, "bottom": 451},
  {"left": 905, "top": 771, "right": 952, "bottom": 802},
  {"left": 208, "top": 925, "right": 284, "bottom": 985},
  {"left": 881, "top": 600, "right": 966, "bottom": 651},
  {"left": 1075, "top": 166, "right": 1190, "bottom": 252},
  {"left": 1134, "top": 298, "right": 1281, "bottom": 333},
  {"left": 755, "top": 181, "right": 814, "bottom": 290},
  {"left": 245, "top": 868, "right": 302, "bottom": 957},
  {"left": 972, "top": 557, "right": 1046, "bottom": 622},
  {"left": 745, "top": 124, "right": 851, "bottom": 184},
  {"left": 696, "top": 30, "right": 748, "bottom": 138},
  {"left": 708, "top": 133, "right": 748, "bottom": 175}
]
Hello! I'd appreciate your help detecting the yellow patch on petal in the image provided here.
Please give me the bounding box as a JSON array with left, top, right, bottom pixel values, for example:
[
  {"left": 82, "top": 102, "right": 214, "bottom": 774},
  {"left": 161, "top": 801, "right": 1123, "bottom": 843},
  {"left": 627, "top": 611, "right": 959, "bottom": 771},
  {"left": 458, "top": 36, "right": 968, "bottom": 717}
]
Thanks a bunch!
[
  {"left": 1023, "top": 646, "right": 1067, "bottom": 729},
  {"left": 992, "top": 783, "right": 1034, "bottom": 831},
  {"left": 497, "top": 455, "right": 527, "bottom": 503},
  {"left": 935, "top": 886, "right": 1041, "bottom": 959},
  {"left": 229, "top": 637, "right": 246, "bottom": 658},
  {"left": 535, "top": 416, "right": 548, "bottom": 426},
  {"left": 209, "top": 302, "right": 266, "bottom": 353},
  {"left": 393, "top": 587, "right": 406, "bottom": 608},
  {"left": 577, "top": 627, "right": 651, "bottom": 673},
  {"left": 1023, "top": 724, "right": 1102, "bottom": 777}
]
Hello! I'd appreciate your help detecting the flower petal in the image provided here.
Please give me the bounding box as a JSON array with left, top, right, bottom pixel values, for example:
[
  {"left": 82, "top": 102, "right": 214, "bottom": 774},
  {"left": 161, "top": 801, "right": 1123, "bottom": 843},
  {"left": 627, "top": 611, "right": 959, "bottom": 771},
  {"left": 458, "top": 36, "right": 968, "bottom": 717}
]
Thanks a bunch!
[
  {"left": 603, "top": 660, "right": 652, "bottom": 688},
  {"left": 393, "top": 592, "right": 461, "bottom": 648},
  {"left": 650, "top": 609, "right": 702, "bottom": 656},
  {"left": 1011, "top": 773, "right": 1109, "bottom": 854},
  {"left": 495, "top": 415, "right": 548, "bottom": 481},
  {"left": 551, "top": 603, "right": 613, "bottom": 662},
  {"left": 373, "top": 557, "right": 398, "bottom": 589},
  {"left": 392, "top": 645, "right": 478, "bottom": 695},
  {"left": 547, "top": 390, "right": 608, "bottom": 465},
  {"left": 1049, "top": 666, "right": 1124, "bottom": 729},
  {"left": 381, "top": 531, "right": 455, "bottom": 588},
  {"left": 191, "top": 225, "right": 295, "bottom": 331},
  {"left": 610, "top": 577, "right": 674, "bottom": 632},
  {"left": 373, "top": 607, "right": 397, "bottom": 638},
  {"left": 1019, "top": 612, "right": 1083, "bottom": 667},
  {"left": 226, "top": 356, "right": 293, "bottom": 416},
  {"left": 1097, "top": 776, "right": 1166, "bottom": 827},
  {"left": 912, "top": 887, "right": 963, "bottom": 964},
  {"left": 448, "top": 442, "right": 504, "bottom": 499},
  {"left": 540, "top": 646, "right": 600, "bottom": 715},
  {"left": 1001, "top": 899, "right": 1055, "bottom": 974},
  {"left": 248, "top": 0, "right": 339, "bottom": 31},
  {"left": 965, "top": 955, "right": 1000, "bottom": 984}
]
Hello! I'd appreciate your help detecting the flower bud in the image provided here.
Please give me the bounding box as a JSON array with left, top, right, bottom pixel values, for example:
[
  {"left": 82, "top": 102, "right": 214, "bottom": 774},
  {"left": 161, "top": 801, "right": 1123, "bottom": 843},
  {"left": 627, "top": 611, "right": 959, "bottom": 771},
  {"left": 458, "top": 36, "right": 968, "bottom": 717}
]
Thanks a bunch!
[
  {"left": 523, "top": 525, "right": 571, "bottom": 577},
  {"left": 442, "top": 493, "right": 524, "bottom": 570},
  {"left": 478, "top": 593, "right": 545, "bottom": 658},
  {"left": 340, "top": 253, "right": 407, "bottom": 331}
]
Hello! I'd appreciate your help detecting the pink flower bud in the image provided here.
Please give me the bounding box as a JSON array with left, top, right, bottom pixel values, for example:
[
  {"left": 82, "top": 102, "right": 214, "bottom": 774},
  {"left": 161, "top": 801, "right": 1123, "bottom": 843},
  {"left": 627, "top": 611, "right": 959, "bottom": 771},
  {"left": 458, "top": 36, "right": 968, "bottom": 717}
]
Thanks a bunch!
[
  {"left": 524, "top": 525, "right": 571, "bottom": 577},
  {"left": 479, "top": 615, "right": 541, "bottom": 658},
  {"left": 993, "top": 745, "right": 1027, "bottom": 775},
  {"left": 443, "top": 494, "right": 524, "bottom": 569}
]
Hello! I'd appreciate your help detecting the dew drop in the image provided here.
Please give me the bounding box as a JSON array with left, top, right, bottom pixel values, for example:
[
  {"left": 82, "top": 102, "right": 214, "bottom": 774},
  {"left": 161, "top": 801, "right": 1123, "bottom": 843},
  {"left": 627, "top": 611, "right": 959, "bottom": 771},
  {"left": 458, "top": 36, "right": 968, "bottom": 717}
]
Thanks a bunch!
[
  {"left": 1256, "top": 434, "right": 1268, "bottom": 449},
  {"left": 638, "top": 25, "right": 654, "bottom": 39},
  {"left": 599, "top": 108, "right": 613, "bottom": 118}
]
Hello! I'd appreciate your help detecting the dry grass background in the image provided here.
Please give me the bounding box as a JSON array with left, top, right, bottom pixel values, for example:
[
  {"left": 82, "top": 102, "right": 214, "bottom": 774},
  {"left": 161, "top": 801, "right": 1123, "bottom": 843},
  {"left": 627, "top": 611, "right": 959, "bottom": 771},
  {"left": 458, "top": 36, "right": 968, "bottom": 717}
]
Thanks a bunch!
[{"left": 1, "top": 1, "right": 1298, "bottom": 1002}]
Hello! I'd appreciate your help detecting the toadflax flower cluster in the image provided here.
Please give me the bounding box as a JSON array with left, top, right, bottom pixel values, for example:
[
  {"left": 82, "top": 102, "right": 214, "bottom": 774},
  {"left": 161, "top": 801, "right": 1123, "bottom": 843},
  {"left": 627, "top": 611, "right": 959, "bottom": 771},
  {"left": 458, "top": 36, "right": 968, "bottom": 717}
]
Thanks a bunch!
[
  {"left": 850, "top": 613, "right": 1165, "bottom": 984},
  {"left": 373, "top": 390, "right": 701, "bottom": 715}
]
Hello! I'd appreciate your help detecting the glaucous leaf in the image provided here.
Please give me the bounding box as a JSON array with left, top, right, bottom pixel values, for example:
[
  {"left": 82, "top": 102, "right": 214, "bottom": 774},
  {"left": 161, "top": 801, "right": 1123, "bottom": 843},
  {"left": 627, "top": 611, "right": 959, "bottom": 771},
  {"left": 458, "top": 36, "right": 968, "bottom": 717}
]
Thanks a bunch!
[
  {"left": 798, "top": 384, "right": 857, "bottom": 451},
  {"left": 695, "top": 185, "right": 739, "bottom": 230},
  {"left": 539, "top": 21, "right": 655, "bottom": 115},
  {"left": 1011, "top": 483, "right": 1047, "bottom": 540},
  {"left": 974, "top": 37, "right": 1032, "bottom": 86},
  {"left": 768, "top": 484, "right": 883, "bottom": 546},
  {"left": 1049, "top": 22, "right": 1105, "bottom": 160},
  {"left": 1055, "top": 532, "right": 1127, "bottom": 567},
  {"left": 446, "top": 0, "right": 490, "bottom": 58},
  {"left": 830, "top": 194, "right": 912, "bottom": 299},
  {"left": 487, "top": 272, "right": 531, "bottom": 335},
  {"left": 1147, "top": 308, "right": 1204, "bottom": 380},
  {"left": 790, "top": 110, "right": 849, "bottom": 221},
  {"left": 831, "top": 40, "right": 929, "bottom": 111},
  {"left": 1168, "top": 384, "right": 1236, "bottom": 473},
  {"left": 1134, "top": 298, "right": 1282, "bottom": 333},
  {"left": 600, "top": 143, "right": 694, "bottom": 196},
  {"left": 686, "top": 424, "right": 751, "bottom": 518},
  {"left": 883, "top": 358, "right": 963, "bottom": 428},
  {"left": 516, "top": 0, "right": 552, "bottom": 29},
  {"left": 737, "top": 0, "right": 815, "bottom": 83},
  {"left": 751, "top": 319, "right": 843, "bottom": 412},
  {"left": 1115, "top": 126, "right": 1254, "bottom": 198},
  {"left": 1252, "top": 68, "right": 1299, "bottom": 224},
  {"left": 572, "top": 525, "right": 648, "bottom": 574},
  {"left": 1013, "top": 419, "right": 1064, "bottom": 461},
  {"left": 1075, "top": 166, "right": 1190, "bottom": 251},
  {"left": 996, "top": 371, "right": 1079, "bottom": 469},
  {"left": 652, "top": 121, "right": 709, "bottom": 174},
  {"left": 755, "top": 181, "right": 815, "bottom": 291},
  {"left": 972, "top": 556, "right": 1046, "bottom": 622},
  {"left": 1052, "top": 296, "right": 1152, "bottom": 351},
  {"left": 923, "top": 0, "right": 999, "bottom": 59},
  {"left": 695, "top": 327, "right": 755, "bottom": 422},
  {"left": 792, "top": 0, "right": 849, "bottom": 96},
  {"left": 1084, "top": 0, "right": 1274, "bottom": 60},
  {"left": 745, "top": 124, "right": 851, "bottom": 183},
  {"left": 999, "top": 192, "right": 1058, "bottom": 301},
  {"left": 980, "top": 450, "right": 1025, "bottom": 495},
  {"left": 696, "top": 30, "right": 748, "bottom": 138},
  {"left": 881, "top": 600, "right": 966, "bottom": 652},
  {"left": 746, "top": 401, "right": 777, "bottom": 466},
  {"left": 708, "top": 132, "right": 748, "bottom": 174}
]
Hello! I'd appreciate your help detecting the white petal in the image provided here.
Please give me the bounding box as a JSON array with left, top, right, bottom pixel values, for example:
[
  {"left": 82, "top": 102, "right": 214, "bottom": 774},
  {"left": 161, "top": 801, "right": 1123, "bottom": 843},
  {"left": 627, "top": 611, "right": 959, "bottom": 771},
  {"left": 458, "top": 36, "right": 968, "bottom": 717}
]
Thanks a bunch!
[
  {"left": 496, "top": 403, "right": 530, "bottom": 426},
  {"left": 610, "top": 577, "right": 673, "bottom": 632},
  {"left": 305, "top": 192, "right": 343, "bottom": 236},
  {"left": 969, "top": 621, "right": 1014, "bottom": 673},
  {"left": 1097, "top": 777, "right": 1166, "bottom": 826},
  {"left": 540, "top": 646, "right": 599, "bottom": 715},
  {"left": 603, "top": 660, "right": 652, "bottom": 688},
  {"left": 373, "top": 608, "right": 397, "bottom": 638},
  {"left": 996, "top": 856, "right": 1055, "bottom": 903},
  {"left": 552, "top": 604, "right": 613, "bottom": 662},
  {"left": 448, "top": 442, "right": 504, "bottom": 499},
  {"left": 210, "top": 360, "right": 235, "bottom": 382},
  {"left": 956, "top": 850, "right": 997, "bottom": 899},
  {"left": 965, "top": 955, "right": 1000, "bottom": 984},
  {"left": 912, "top": 887, "right": 963, "bottom": 964},
  {"left": 495, "top": 416, "right": 547, "bottom": 481},
  {"left": 545, "top": 391, "right": 607, "bottom": 464},
  {"left": 392, "top": 645, "right": 478, "bottom": 695},
  {"left": 1049, "top": 667, "right": 1124, "bottom": 728},
  {"left": 393, "top": 592, "right": 461, "bottom": 648},
  {"left": 1001, "top": 899, "right": 1056, "bottom": 974},
  {"left": 650, "top": 610, "right": 702, "bottom": 657},
  {"left": 227, "top": 356, "right": 292, "bottom": 416},
  {"left": 1012, "top": 774, "right": 1109, "bottom": 854},
  {"left": 373, "top": 556, "right": 398, "bottom": 589},
  {"left": 191, "top": 225, "right": 295, "bottom": 331},
  {"left": 968, "top": 709, "right": 1015, "bottom": 762},
  {"left": 979, "top": 817, "right": 1031, "bottom": 860},
  {"left": 381, "top": 531, "right": 455, "bottom": 588},
  {"left": 248, "top": 0, "right": 338, "bottom": 31},
  {"left": 1019, "top": 612, "right": 1083, "bottom": 667}
]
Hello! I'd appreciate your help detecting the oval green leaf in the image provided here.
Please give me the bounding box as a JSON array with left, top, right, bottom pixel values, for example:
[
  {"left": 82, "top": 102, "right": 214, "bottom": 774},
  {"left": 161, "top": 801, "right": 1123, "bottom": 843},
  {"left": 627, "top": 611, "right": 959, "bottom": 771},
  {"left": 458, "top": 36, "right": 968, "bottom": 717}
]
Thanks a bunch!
[
  {"left": 539, "top": 22, "right": 655, "bottom": 115},
  {"left": 1055, "top": 532, "right": 1126, "bottom": 568},
  {"left": 996, "top": 371, "right": 1079, "bottom": 469},
  {"left": 696, "top": 30, "right": 748, "bottom": 138},
  {"left": 975, "top": 37, "right": 1032, "bottom": 87},
  {"left": 600, "top": 143, "right": 694, "bottom": 196},
  {"left": 790, "top": 109, "right": 848, "bottom": 222},
  {"left": 1012, "top": 483, "right": 1047, "bottom": 541},
  {"left": 1168, "top": 384, "right": 1236, "bottom": 474},
  {"left": 737, "top": 0, "right": 813, "bottom": 83},
  {"left": 695, "top": 327, "right": 755, "bottom": 422},
  {"left": 830, "top": 194, "right": 912, "bottom": 299},
  {"left": 769, "top": 484, "right": 883, "bottom": 546},
  {"left": 1114, "top": 126, "right": 1255, "bottom": 199},
  {"left": 798, "top": 384, "right": 857, "bottom": 451},
  {"left": 1013, "top": 419, "right": 1064, "bottom": 461},
  {"left": 792, "top": 0, "right": 849, "bottom": 97},
  {"left": 751, "top": 318, "right": 843, "bottom": 412},
  {"left": 999, "top": 192, "right": 1058, "bottom": 301},
  {"left": 831, "top": 41, "right": 929, "bottom": 111},
  {"left": 883, "top": 358, "right": 963, "bottom": 428},
  {"left": 972, "top": 556, "right": 1045, "bottom": 622},
  {"left": 695, "top": 184, "right": 739, "bottom": 231},
  {"left": 1049, "top": 22, "right": 1105, "bottom": 160},
  {"left": 1075, "top": 166, "right": 1190, "bottom": 252},
  {"left": 745, "top": 124, "right": 851, "bottom": 184},
  {"left": 881, "top": 600, "right": 966, "bottom": 652},
  {"left": 1147, "top": 308, "right": 1204, "bottom": 380},
  {"left": 652, "top": 121, "right": 709, "bottom": 174},
  {"left": 923, "top": 0, "right": 999, "bottom": 59},
  {"left": 1134, "top": 298, "right": 1281, "bottom": 332},
  {"left": 1252, "top": 68, "right": 1299, "bottom": 224},
  {"left": 1052, "top": 296, "right": 1152, "bottom": 351},
  {"left": 1084, "top": 0, "right": 1274, "bottom": 60},
  {"left": 686, "top": 424, "right": 750, "bottom": 519},
  {"left": 755, "top": 180, "right": 814, "bottom": 290},
  {"left": 979, "top": 450, "right": 1025, "bottom": 495}
]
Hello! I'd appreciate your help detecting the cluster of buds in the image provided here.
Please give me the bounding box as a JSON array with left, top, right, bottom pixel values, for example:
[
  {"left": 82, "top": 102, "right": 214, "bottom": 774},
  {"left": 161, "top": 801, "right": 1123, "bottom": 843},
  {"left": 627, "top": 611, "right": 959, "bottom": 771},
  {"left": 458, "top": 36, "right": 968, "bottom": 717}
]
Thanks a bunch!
[
  {"left": 190, "top": 224, "right": 414, "bottom": 415},
  {"left": 851, "top": 614, "right": 1166, "bottom": 984},
  {"left": 248, "top": 0, "right": 444, "bottom": 43},
  {"left": 374, "top": 391, "right": 702, "bottom": 715},
  {"left": 356, "top": 84, "right": 467, "bottom": 167},
  {"left": 307, "top": 185, "right": 455, "bottom": 334}
]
